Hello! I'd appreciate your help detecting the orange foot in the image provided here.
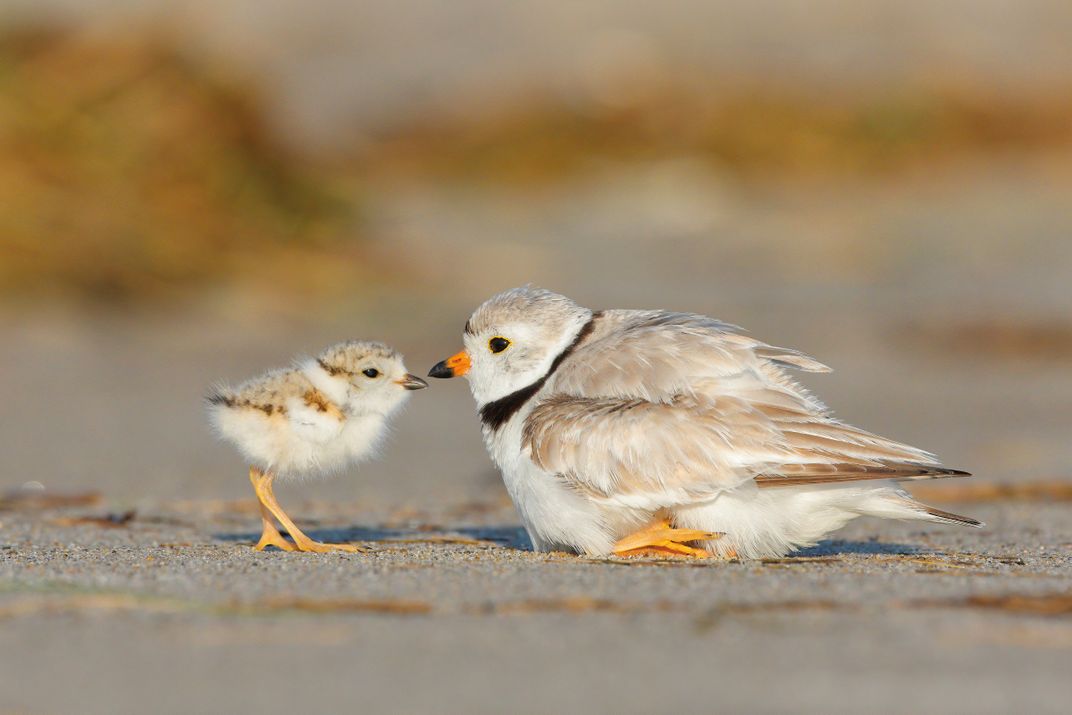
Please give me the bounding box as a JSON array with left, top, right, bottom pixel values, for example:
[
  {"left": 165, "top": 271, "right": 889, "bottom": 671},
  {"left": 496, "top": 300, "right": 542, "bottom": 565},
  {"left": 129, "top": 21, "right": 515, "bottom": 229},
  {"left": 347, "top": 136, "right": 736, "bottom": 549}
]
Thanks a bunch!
[
  {"left": 249, "top": 466, "right": 365, "bottom": 554},
  {"left": 613, "top": 518, "right": 724, "bottom": 558}
]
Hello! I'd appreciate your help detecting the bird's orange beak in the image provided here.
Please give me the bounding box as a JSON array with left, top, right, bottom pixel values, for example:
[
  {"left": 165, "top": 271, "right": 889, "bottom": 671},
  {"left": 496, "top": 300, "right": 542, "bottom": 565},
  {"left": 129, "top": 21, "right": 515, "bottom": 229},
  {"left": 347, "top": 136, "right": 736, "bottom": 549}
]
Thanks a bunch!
[{"left": 428, "top": 350, "right": 470, "bottom": 378}]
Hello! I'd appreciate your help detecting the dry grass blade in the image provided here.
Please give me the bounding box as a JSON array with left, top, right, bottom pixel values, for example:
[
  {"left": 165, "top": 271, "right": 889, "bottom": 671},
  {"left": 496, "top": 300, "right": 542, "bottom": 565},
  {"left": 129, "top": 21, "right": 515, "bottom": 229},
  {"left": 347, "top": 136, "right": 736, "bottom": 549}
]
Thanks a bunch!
[
  {"left": 250, "top": 597, "right": 433, "bottom": 615},
  {"left": 905, "top": 557, "right": 974, "bottom": 569},
  {"left": 915, "top": 593, "right": 1072, "bottom": 617},
  {"left": 0, "top": 592, "right": 434, "bottom": 620},
  {"left": 481, "top": 597, "right": 660, "bottom": 615},
  {"left": 49, "top": 510, "right": 136, "bottom": 528},
  {"left": 0, "top": 490, "right": 103, "bottom": 511},
  {"left": 760, "top": 556, "right": 843, "bottom": 565},
  {"left": 886, "top": 553, "right": 1020, "bottom": 576},
  {"left": 0, "top": 593, "right": 185, "bottom": 619},
  {"left": 728, "top": 599, "right": 844, "bottom": 614}
]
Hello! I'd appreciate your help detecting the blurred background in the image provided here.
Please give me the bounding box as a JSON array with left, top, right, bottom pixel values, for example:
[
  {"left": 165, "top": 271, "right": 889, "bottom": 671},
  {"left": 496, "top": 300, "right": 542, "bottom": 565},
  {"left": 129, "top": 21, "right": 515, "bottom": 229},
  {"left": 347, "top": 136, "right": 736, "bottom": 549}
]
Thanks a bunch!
[{"left": 1, "top": 0, "right": 1071, "bottom": 512}]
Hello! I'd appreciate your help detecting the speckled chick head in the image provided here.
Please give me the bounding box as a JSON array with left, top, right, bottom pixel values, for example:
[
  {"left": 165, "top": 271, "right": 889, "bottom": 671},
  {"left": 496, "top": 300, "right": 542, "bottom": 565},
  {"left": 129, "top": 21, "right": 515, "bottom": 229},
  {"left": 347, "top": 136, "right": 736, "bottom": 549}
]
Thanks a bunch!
[
  {"left": 314, "top": 341, "right": 424, "bottom": 415},
  {"left": 317, "top": 341, "right": 399, "bottom": 376}
]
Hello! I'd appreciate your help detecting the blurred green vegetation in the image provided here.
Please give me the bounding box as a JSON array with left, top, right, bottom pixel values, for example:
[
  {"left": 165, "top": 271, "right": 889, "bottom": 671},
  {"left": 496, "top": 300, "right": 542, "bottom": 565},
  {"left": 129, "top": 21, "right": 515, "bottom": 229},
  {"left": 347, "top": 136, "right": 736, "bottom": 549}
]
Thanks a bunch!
[{"left": 0, "top": 28, "right": 364, "bottom": 306}]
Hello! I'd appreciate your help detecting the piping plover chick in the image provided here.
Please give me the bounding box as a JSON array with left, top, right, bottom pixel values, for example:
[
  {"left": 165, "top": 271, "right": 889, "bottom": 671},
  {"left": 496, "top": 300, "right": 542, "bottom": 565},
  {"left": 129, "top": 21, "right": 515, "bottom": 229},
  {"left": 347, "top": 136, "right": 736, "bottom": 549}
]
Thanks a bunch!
[
  {"left": 209, "top": 341, "right": 427, "bottom": 553},
  {"left": 429, "top": 286, "right": 978, "bottom": 560}
]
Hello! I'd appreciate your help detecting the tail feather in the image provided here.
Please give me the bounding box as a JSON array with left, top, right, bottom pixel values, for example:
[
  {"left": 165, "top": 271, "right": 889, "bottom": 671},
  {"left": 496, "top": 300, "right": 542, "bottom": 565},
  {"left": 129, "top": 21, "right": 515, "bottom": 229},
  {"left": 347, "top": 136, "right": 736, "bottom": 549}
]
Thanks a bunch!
[
  {"left": 756, "top": 463, "right": 971, "bottom": 488},
  {"left": 916, "top": 503, "right": 983, "bottom": 528},
  {"left": 205, "top": 384, "right": 237, "bottom": 408}
]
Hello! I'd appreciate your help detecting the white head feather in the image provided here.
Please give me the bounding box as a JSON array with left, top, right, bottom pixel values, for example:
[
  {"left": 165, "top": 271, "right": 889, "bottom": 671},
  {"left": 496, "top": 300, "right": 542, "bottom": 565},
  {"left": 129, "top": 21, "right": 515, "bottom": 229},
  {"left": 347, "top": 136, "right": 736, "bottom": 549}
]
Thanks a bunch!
[{"left": 461, "top": 286, "right": 593, "bottom": 405}]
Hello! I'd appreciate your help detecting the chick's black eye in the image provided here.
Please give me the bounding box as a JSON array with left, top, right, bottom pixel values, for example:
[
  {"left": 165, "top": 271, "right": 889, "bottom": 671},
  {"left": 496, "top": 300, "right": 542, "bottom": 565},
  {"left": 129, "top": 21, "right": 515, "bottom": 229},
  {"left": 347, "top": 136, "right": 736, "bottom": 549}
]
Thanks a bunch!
[
  {"left": 362, "top": 368, "right": 380, "bottom": 378},
  {"left": 489, "top": 337, "right": 511, "bottom": 354}
]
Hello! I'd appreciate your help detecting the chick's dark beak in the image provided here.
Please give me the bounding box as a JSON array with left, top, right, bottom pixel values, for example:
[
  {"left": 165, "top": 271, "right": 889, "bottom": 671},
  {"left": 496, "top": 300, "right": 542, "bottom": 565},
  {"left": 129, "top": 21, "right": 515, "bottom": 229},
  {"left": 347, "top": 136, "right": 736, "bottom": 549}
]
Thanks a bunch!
[
  {"left": 397, "top": 374, "right": 429, "bottom": 390},
  {"left": 428, "top": 350, "right": 470, "bottom": 378}
]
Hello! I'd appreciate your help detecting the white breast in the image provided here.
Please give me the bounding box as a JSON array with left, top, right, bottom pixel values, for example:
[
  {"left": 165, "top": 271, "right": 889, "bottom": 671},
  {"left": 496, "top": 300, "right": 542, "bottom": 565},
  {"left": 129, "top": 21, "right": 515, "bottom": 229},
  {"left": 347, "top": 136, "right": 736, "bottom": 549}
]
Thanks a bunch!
[{"left": 483, "top": 405, "right": 616, "bottom": 555}]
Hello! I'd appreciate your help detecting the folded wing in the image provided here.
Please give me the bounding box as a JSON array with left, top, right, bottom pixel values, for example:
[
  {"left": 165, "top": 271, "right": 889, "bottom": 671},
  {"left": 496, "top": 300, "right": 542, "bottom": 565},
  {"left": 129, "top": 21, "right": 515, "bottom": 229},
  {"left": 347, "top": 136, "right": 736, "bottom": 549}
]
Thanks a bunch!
[
  {"left": 285, "top": 390, "right": 345, "bottom": 444},
  {"left": 523, "top": 311, "right": 965, "bottom": 508}
]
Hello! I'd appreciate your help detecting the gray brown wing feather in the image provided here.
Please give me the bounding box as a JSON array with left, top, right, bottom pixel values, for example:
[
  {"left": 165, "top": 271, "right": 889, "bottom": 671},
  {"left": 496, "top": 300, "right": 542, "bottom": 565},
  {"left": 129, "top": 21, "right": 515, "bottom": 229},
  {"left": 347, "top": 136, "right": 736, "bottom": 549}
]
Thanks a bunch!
[
  {"left": 525, "top": 310, "right": 966, "bottom": 503},
  {"left": 755, "top": 463, "right": 971, "bottom": 487}
]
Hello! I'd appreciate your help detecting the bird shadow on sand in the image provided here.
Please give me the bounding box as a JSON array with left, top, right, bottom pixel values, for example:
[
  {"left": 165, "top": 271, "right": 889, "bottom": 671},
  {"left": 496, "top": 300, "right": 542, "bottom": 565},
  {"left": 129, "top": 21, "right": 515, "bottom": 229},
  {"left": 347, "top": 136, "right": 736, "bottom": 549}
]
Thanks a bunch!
[
  {"left": 212, "top": 525, "right": 532, "bottom": 550},
  {"left": 451, "top": 526, "right": 532, "bottom": 549},
  {"left": 793, "top": 540, "right": 925, "bottom": 557},
  {"left": 213, "top": 528, "right": 921, "bottom": 557}
]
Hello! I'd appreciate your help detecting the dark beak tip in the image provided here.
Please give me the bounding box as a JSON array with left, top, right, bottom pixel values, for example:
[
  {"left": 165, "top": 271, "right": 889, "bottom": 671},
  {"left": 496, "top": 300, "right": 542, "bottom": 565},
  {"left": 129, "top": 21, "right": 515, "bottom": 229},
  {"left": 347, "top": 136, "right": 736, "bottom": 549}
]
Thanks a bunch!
[
  {"left": 403, "top": 374, "right": 429, "bottom": 390},
  {"left": 428, "top": 360, "right": 454, "bottom": 379}
]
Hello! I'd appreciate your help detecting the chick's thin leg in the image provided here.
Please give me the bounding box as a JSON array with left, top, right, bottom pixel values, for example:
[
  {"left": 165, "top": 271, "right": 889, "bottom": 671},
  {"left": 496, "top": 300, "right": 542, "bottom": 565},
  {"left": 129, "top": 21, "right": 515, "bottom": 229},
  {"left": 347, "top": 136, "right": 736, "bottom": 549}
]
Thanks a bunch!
[
  {"left": 249, "top": 467, "right": 363, "bottom": 553},
  {"left": 613, "top": 515, "right": 724, "bottom": 558},
  {"left": 249, "top": 467, "right": 296, "bottom": 551},
  {"left": 253, "top": 497, "right": 296, "bottom": 552}
]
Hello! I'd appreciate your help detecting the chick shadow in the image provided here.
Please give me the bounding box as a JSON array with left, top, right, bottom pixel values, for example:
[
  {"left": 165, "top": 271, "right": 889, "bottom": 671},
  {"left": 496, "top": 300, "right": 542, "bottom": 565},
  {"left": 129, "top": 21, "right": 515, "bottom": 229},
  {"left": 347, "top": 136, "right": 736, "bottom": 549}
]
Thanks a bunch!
[
  {"left": 452, "top": 526, "right": 532, "bottom": 549},
  {"left": 213, "top": 524, "right": 532, "bottom": 551}
]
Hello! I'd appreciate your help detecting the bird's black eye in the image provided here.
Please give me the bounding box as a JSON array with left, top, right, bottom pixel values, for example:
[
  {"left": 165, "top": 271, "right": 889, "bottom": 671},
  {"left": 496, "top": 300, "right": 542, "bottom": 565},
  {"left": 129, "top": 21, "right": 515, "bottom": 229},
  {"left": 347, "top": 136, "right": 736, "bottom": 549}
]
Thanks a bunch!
[
  {"left": 362, "top": 368, "right": 380, "bottom": 378},
  {"left": 488, "top": 336, "right": 511, "bottom": 354}
]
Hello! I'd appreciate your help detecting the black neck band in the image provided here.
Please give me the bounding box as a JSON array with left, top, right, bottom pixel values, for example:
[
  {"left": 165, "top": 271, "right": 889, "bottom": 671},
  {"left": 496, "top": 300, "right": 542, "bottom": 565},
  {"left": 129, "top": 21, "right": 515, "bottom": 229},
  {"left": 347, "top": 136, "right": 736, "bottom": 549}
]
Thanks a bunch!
[{"left": 479, "top": 313, "right": 600, "bottom": 431}]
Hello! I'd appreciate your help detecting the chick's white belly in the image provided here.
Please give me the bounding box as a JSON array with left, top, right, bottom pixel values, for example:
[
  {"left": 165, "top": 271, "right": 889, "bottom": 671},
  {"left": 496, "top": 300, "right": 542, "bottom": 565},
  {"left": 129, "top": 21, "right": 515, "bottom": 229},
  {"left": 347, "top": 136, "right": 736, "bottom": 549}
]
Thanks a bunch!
[
  {"left": 215, "top": 408, "right": 385, "bottom": 478},
  {"left": 487, "top": 422, "right": 617, "bottom": 555}
]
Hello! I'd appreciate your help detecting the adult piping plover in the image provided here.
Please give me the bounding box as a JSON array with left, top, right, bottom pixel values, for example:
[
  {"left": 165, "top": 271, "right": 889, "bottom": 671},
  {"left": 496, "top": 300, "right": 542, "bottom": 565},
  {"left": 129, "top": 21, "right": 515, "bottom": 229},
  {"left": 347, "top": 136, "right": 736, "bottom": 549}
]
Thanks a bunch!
[
  {"left": 208, "top": 341, "right": 427, "bottom": 553},
  {"left": 429, "top": 286, "right": 978, "bottom": 559}
]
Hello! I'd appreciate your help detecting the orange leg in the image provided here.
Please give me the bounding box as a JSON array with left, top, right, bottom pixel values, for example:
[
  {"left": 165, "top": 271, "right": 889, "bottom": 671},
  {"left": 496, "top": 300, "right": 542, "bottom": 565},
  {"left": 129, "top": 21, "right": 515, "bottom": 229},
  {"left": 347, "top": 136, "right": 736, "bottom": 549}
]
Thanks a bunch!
[
  {"left": 613, "top": 516, "right": 724, "bottom": 558},
  {"left": 249, "top": 467, "right": 364, "bottom": 553},
  {"left": 253, "top": 499, "right": 296, "bottom": 552}
]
